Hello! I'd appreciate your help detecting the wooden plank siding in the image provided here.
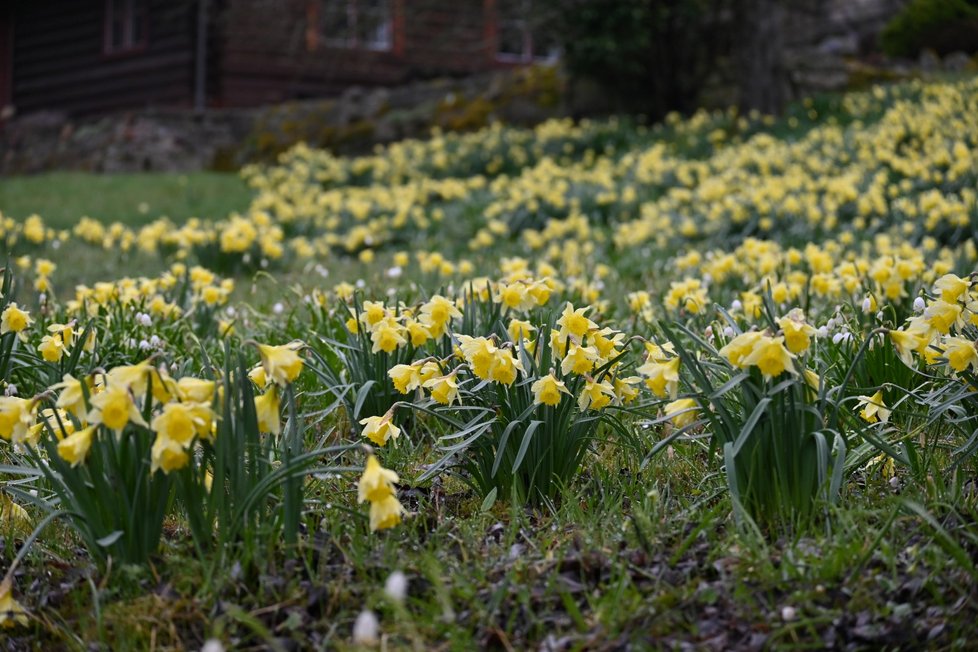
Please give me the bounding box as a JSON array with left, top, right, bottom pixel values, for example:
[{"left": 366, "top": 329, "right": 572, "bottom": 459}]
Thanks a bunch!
[
  {"left": 217, "top": 0, "right": 502, "bottom": 107},
  {"left": 5, "top": 0, "right": 523, "bottom": 115},
  {"left": 10, "top": 0, "right": 197, "bottom": 116}
]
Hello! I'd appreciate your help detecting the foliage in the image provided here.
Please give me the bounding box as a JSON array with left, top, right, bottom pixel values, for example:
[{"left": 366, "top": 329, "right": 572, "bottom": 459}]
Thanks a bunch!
[{"left": 881, "top": 0, "right": 978, "bottom": 58}]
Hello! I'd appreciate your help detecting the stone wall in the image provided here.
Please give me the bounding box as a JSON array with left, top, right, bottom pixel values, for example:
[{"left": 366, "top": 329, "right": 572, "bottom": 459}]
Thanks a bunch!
[{"left": 0, "top": 65, "right": 565, "bottom": 175}]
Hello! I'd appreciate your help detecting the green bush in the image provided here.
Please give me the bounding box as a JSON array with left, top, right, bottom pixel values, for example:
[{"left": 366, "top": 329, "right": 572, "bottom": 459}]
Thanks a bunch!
[{"left": 881, "top": 0, "right": 978, "bottom": 58}]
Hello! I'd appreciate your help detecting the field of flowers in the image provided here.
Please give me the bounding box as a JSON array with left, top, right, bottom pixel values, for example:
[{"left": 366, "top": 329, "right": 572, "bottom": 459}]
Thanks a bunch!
[{"left": 2, "top": 75, "right": 978, "bottom": 649}]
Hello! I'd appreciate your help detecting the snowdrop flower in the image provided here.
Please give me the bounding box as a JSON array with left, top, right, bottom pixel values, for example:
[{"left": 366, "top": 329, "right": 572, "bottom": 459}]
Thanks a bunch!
[
  {"left": 913, "top": 296, "right": 926, "bottom": 312},
  {"left": 201, "top": 640, "right": 225, "bottom": 652},
  {"left": 352, "top": 610, "right": 379, "bottom": 645},
  {"left": 832, "top": 331, "right": 852, "bottom": 345},
  {"left": 4, "top": 384, "right": 17, "bottom": 397},
  {"left": 861, "top": 297, "right": 872, "bottom": 312},
  {"left": 781, "top": 606, "right": 797, "bottom": 621},
  {"left": 139, "top": 339, "right": 152, "bottom": 350},
  {"left": 386, "top": 266, "right": 402, "bottom": 279},
  {"left": 723, "top": 326, "right": 735, "bottom": 338},
  {"left": 816, "top": 326, "right": 829, "bottom": 338},
  {"left": 137, "top": 312, "right": 152, "bottom": 327},
  {"left": 149, "top": 335, "right": 162, "bottom": 348},
  {"left": 731, "top": 299, "right": 743, "bottom": 312},
  {"left": 384, "top": 571, "right": 408, "bottom": 603},
  {"left": 272, "top": 302, "right": 284, "bottom": 315},
  {"left": 356, "top": 279, "right": 366, "bottom": 288}
]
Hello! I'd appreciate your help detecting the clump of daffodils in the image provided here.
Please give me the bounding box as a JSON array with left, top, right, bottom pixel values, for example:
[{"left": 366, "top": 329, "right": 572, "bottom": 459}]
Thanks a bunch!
[{"left": 357, "top": 455, "right": 405, "bottom": 531}]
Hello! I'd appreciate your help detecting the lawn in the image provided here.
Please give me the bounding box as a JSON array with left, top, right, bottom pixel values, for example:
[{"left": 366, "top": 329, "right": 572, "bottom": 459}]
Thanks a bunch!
[
  {"left": 1, "top": 75, "right": 978, "bottom": 650},
  {"left": 0, "top": 171, "right": 251, "bottom": 229}
]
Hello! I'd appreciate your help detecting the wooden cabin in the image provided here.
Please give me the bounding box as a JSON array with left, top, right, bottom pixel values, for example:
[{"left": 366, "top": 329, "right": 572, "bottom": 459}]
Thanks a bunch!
[{"left": 0, "top": 0, "right": 557, "bottom": 117}]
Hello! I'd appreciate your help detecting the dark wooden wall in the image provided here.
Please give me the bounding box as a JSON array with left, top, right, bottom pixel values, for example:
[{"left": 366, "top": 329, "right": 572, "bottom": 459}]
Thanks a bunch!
[
  {"left": 10, "top": 0, "right": 196, "bottom": 116},
  {"left": 217, "top": 0, "right": 501, "bottom": 107},
  {"left": 5, "top": 0, "right": 520, "bottom": 115}
]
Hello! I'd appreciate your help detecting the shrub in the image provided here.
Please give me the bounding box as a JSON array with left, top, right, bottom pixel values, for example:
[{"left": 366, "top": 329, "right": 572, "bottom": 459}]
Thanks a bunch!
[{"left": 881, "top": 0, "right": 978, "bottom": 58}]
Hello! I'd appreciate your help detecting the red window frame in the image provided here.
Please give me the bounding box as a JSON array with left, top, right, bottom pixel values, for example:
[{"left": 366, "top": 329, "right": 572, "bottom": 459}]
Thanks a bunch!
[
  {"left": 307, "top": 0, "right": 395, "bottom": 53},
  {"left": 103, "top": 0, "right": 149, "bottom": 56}
]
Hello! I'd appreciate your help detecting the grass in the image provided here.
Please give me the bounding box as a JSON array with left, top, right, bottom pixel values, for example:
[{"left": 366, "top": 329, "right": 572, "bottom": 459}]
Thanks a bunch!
[
  {"left": 5, "top": 78, "right": 978, "bottom": 648},
  {"left": 8, "top": 441, "right": 978, "bottom": 649},
  {"left": 0, "top": 171, "right": 252, "bottom": 228}
]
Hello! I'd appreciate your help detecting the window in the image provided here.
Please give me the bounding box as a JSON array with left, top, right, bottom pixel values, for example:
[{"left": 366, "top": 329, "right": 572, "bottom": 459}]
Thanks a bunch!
[
  {"left": 308, "top": 0, "right": 393, "bottom": 52},
  {"left": 104, "top": 0, "right": 148, "bottom": 54},
  {"left": 495, "top": 0, "right": 559, "bottom": 63}
]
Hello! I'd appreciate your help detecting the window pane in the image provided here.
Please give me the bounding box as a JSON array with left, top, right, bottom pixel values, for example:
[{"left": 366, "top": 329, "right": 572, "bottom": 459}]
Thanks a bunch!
[
  {"left": 497, "top": 20, "right": 525, "bottom": 58},
  {"left": 131, "top": 0, "right": 148, "bottom": 44},
  {"left": 532, "top": 24, "right": 559, "bottom": 60},
  {"left": 112, "top": 17, "right": 126, "bottom": 49},
  {"left": 321, "top": 0, "right": 354, "bottom": 46},
  {"left": 358, "top": 0, "right": 392, "bottom": 50}
]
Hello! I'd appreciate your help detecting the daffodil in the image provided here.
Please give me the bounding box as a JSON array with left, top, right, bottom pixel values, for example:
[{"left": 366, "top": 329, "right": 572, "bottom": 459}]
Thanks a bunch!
[
  {"left": 941, "top": 336, "right": 978, "bottom": 373},
  {"left": 88, "top": 385, "right": 146, "bottom": 432},
  {"left": 457, "top": 335, "right": 497, "bottom": 380},
  {"left": 423, "top": 373, "right": 459, "bottom": 405},
  {"left": 0, "top": 493, "right": 30, "bottom": 530},
  {"left": 0, "top": 303, "right": 32, "bottom": 339},
  {"left": 740, "top": 336, "right": 797, "bottom": 380},
  {"left": 38, "top": 334, "right": 65, "bottom": 362},
  {"left": 560, "top": 344, "right": 599, "bottom": 375},
  {"left": 556, "top": 303, "right": 596, "bottom": 339},
  {"left": 776, "top": 310, "right": 816, "bottom": 354},
  {"left": 359, "top": 414, "right": 401, "bottom": 447},
  {"left": 718, "top": 331, "right": 763, "bottom": 368},
  {"left": 0, "top": 579, "right": 28, "bottom": 628},
  {"left": 856, "top": 390, "right": 890, "bottom": 424},
  {"left": 578, "top": 378, "right": 616, "bottom": 411},
  {"left": 489, "top": 349, "right": 524, "bottom": 385},
  {"left": 255, "top": 387, "right": 281, "bottom": 435},
  {"left": 176, "top": 377, "right": 216, "bottom": 404},
  {"left": 389, "top": 363, "right": 422, "bottom": 394},
  {"left": 664, "top": 398, "right": 699, "bottom": 428},
  {"left": 369, "top": 494, "right": 405, "bottom": 531},
  {"left": 53, "top": 374, "right": 89, "bottom": 418},
  {"left": 0, "top": 397, "right": 36, "bottom": 444},
  {"left": 637, "top": 356, "right": 680, "bottom": 399},
  {"left": 530, "top": 373, "right": 569, "bottom": 406},
  {"left": 56, "top": 425, "right": 96, "bottom": 467},
  {"left": 419, "top": 295, "right": 462, "bottom": 338},
  {"left": 256, "top": 342, "right": 304, "bottom": 386},
  {"left": 357, "top": 455, "right": 399, "bottom": 503}
]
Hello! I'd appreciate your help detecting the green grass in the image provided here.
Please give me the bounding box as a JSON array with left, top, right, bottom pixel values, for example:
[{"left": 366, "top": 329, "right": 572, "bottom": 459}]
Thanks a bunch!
[{"left": 0, "top": 171, "right": 252, "bottom": 228}]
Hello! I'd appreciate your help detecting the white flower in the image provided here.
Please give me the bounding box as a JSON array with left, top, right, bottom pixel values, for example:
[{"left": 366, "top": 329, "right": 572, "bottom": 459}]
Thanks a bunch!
[
  {"left": 352, "top": 609, "right": 379, "bottom": 645},
  {"left": 723, "top": 326, "right": 735, "bottom": 338},
  {"left": 913, "top": 296, "right": 926, "bottom": 312},
  {"left": 273, "top": 302, "right": 284, "bottom": 315},
  {"left": 781, "top": 606, "right": 797, "bottom": 621},
  {"left": 730, "top": 300, "right": 743, "bottom": 311},
  {"left": 201, "top": 640, "right": 225, "bottom": 652},
  {"left": 4, "top": 384, "right": 16, "bottom": 397},
  {"left": 139, "top": 339, "right": 151, "bottom": 350},
  {"left": 384, "top": 570, "right": 408, "bottom": 603},
  {"left": 861, "top": 297, "right": 872, "bottom": 313},
  {"left": 386, "top": 266, "right": 403, "bottom": 279},
  {"left": 816, "top": 326, "right": 829, "bottom": 338}
]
